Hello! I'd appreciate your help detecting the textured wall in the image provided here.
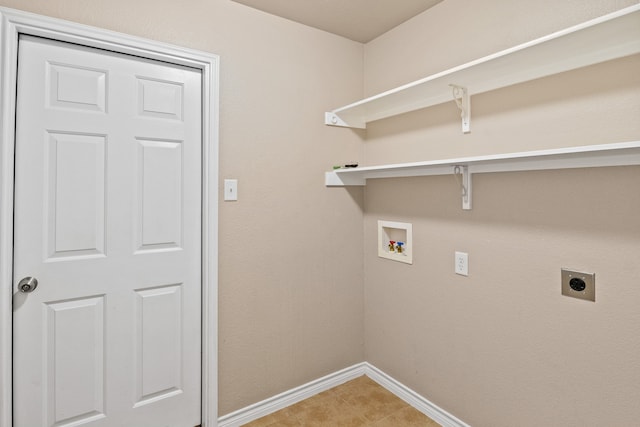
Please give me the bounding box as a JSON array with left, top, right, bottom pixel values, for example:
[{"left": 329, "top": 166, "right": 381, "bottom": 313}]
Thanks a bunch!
[
  {"left": 0, "top": 0, "right": 365, "bottom": 415},
  {"left": 5, "top": 0, "right": 640, "bottom": 424},
  {"left": 363, "top": 0, "right": 640, "bottom": 164},
  {"left": 363, "top": 0, "right": 640, "bottom": 426}
]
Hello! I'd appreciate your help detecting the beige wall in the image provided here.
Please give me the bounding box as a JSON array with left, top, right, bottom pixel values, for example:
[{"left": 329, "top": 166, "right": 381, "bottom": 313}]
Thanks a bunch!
[
  {"left": 4, "top": 0, "right": 640, "bottom": 425},
  {"left": 364, "top": 0, "right": 640, "bottom": 164},
  {"left": 0, "top": 0, "right": 365, "bottom": 415},
  {"left": 363, "top": 0, "right": 640, "bottom": 426}
]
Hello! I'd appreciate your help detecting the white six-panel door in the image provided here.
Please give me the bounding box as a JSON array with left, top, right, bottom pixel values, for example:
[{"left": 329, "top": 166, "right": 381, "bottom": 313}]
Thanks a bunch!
[{"left": 13, "top": 35, "right": 202, "bottom": 427}]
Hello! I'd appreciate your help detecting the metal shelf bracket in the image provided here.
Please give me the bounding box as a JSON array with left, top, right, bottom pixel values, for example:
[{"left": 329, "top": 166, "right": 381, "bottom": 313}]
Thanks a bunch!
[
  {"left": 450, "top": 84, "right": 470, "bottom": 134},
  {"left": 454, "top": 165, "right": 472, "bottom": 210},
  {"left": 324, "top": 112, "right": 365, "bottom": 129}
]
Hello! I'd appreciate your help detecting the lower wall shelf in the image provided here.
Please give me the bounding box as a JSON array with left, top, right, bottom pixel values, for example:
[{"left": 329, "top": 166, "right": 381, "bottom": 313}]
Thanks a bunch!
[{"left": 325, "top": 141, "right": 640, "bottom": 210}]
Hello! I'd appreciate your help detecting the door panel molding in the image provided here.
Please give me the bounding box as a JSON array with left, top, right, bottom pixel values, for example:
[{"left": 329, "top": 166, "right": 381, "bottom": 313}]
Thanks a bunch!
[{"left": 0, "top": 7, "right": 219, "bottom": 427}]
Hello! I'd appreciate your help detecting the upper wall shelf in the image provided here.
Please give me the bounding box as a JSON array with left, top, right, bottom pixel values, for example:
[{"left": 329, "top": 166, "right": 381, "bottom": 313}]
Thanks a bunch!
[
  {"left": 324, "top": 5, "right": 640, "bottom": 132},
  {"left": 325, "top": 141, "right": 640, "bottom": 209}
]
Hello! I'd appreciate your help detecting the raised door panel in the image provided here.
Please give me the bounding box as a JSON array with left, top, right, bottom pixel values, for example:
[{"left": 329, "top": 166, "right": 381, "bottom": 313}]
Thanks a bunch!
[
  {"left": 137, "top": 77, "right": 183, "bottom": 120},
  {"left": 47, "top": 62, "right": 107, "bottom": 113},
  {"left": 46, "top": 132, "right": 106, "bottom": 260},
  {"left": 134, "top": 284, "right": 183, "bottom": 407},
  {"left": 135, "top": 139, "right": 183, "bottom": 252},
  {"left": 44, "top": 295, "right": 106, "bottom": 426}
]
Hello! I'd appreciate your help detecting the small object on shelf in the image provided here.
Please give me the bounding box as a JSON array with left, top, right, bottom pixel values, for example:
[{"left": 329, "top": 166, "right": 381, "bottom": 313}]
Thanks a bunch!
[
  {"left": 333, "top": 163, "right": 359, "bottom": 170},
  {"left": 388, "top": 240, "right": 396, "bottom": 252},
  {"left": 396, "top": 242, "right": 405, "bottom": 254}
]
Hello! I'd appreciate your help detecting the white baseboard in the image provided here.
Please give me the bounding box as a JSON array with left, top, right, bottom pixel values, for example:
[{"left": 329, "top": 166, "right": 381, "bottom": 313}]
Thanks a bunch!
[
  {"left": 217, "top": 362, "right": 470, "bottom": 427},
  {"left": 217, "top": 363, "right": 367, "bottom": 427},
  {"left": 364, "top": 363, "right": 471, "bottom": 427}
]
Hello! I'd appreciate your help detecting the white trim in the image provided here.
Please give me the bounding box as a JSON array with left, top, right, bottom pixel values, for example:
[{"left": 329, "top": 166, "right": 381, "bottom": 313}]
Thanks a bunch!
[
  {"left": 217, "top": 362, "right": 471, "bottom": 427},
  {"left": 0, "top": 7, "right": 219, "bottom": 427},
  {"left": 217, "top": 363, "right": 368, "bottom": 427},
  {"left": 364, "top": 363, "right": 471, "bottom": 427}
]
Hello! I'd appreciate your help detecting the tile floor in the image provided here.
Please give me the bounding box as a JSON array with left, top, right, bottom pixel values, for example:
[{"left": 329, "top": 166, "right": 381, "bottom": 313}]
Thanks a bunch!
[{"left": 242, "top": 375, "right": 441, "bottom": 426}]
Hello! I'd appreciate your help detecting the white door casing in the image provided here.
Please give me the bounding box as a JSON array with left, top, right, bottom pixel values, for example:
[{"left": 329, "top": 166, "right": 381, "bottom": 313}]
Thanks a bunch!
[
  {"left": 0, "top": 8, "right": 219, "bottom": 427},
  {"left": 14, "top": 35, "right": 201, "bottom": 427}
]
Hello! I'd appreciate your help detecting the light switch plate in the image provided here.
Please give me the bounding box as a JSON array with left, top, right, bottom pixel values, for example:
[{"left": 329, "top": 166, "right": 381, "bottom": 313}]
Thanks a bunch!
[{"left": 224, "top": 179, "right": 238, "bottom": 201}]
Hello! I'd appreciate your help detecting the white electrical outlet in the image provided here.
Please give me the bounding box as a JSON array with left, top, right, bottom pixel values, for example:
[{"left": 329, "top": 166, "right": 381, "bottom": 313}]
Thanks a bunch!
[{"left": 455, "top": 251, "right": 468, "bottom": 276}]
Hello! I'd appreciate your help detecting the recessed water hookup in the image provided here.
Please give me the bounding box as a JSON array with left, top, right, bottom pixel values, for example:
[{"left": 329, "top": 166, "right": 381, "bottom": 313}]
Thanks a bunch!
[
  {"left": 378, "top": 220, "right": 412, "bottom": 264},
  {"left": 387, "top": 240, "right": 406, "bottom": 254}
]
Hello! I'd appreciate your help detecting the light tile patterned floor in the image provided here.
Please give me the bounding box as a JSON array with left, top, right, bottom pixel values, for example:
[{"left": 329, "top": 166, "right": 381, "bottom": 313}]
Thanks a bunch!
[{"left": 242, "top": 375, "right": 441, "bottom": 426}]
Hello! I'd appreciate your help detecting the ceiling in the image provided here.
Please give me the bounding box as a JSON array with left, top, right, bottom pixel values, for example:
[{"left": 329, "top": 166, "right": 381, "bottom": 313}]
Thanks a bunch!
[{"left": 231, "top": 0, "right": 444, "bottom": 43}]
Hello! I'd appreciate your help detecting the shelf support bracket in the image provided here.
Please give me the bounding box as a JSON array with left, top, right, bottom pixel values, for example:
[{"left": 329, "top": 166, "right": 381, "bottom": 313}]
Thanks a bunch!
[
  {"left": 454, "top": 165, "right": 472, "bottom": 210},
  {"left": 324, "top": 112, "right": 366, "bottom": 129},
  {"left": 450, "top": 84, "right": 470, "bottom": 134}
]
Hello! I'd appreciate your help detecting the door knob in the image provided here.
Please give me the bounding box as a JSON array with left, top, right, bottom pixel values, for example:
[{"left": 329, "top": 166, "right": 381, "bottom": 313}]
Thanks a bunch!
[{"left": 18, "top": 277, "right": 38, "bottom": 293}]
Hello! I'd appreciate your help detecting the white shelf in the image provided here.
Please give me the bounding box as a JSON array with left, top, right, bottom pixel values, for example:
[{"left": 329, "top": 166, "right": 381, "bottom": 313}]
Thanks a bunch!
[
  {"left": 325, "top": 141, "right": 640, "bottom": 209},
  {"left": 325, "top": 5, "right": 640, "bottom": 131}
]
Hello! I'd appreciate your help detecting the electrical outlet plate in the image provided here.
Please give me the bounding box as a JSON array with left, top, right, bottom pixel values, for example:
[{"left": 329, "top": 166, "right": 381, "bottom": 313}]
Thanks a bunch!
[
  {"left": 561, "top": 268, "right": 595, "bottom": 302},
  {"left": 454, "top": 251, "right": 468, "bottom": 276}
]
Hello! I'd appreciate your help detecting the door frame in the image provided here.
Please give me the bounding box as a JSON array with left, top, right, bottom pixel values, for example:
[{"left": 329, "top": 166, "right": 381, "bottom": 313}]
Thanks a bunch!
[{"left": 0, "top": 7, "right": 219, "bottom": 427}]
